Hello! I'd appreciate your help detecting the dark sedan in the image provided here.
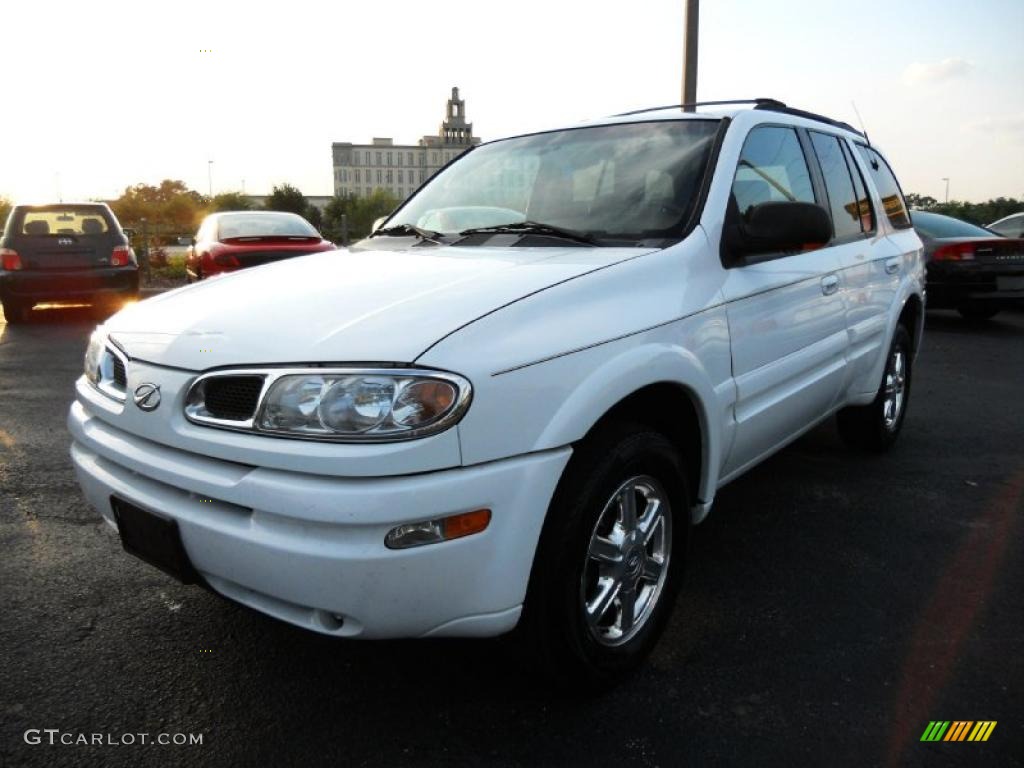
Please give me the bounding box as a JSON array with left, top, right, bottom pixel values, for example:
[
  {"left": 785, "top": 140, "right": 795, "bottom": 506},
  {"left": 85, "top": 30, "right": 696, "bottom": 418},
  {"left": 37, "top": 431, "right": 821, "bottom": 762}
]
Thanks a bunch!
[
  {"left": 0, "top": 203, "right": 139, "bottom": 324},
  {"left": 912, "top": 210, "right": 1024, "bottom": 321},
  {"left": 185, "top": 211, "right": 336, "bottom": 282}
]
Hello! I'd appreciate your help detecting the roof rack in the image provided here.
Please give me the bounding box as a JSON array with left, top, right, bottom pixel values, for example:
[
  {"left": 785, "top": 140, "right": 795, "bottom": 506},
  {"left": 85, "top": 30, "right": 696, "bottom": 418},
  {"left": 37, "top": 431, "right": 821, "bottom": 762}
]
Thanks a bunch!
[
  {"left": 753, "top": 103, "right": 864, "bottom": 137},
  {"left": 614, "top": 98, "right": 865, "bottom": 138},
  {"left": 615, "top": 98, "right": 786, "bottom": 117}
]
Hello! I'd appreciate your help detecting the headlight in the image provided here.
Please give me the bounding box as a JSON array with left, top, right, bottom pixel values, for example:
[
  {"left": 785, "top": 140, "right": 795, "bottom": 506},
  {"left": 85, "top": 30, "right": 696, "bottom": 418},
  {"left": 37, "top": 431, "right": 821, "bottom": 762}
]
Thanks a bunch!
[
  {"left": 83, "top": 332, "right": 128, "bottom": 401},
  {"left": 184, "top": 368, "right": 472, "bottom": 441},
  {"left": 84, "top": 332, "right": 104, "bottom": 385}
]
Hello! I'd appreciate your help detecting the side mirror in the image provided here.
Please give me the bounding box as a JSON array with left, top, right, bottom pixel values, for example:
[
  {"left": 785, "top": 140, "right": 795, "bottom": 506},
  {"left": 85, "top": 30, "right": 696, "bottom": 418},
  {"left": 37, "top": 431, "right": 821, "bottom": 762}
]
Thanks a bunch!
[
  {"left": 729, "top": 201, "right": 832, "bottom": 260},
  {"left": 371, "top": 216, "right": 387, "bottom": 233},
  {"left": 190, "top": 236, "right": 197, "bottom": 247},
  {"left": 122, "top": 228, "right": 136, "bottom": 239}
]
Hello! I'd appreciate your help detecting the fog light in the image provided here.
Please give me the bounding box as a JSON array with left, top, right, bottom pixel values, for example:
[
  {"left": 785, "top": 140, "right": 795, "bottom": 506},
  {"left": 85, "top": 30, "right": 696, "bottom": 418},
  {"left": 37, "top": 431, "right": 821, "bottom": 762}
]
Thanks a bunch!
[{"left": 385, "top": 509, "right": 491, "bottom": 549}]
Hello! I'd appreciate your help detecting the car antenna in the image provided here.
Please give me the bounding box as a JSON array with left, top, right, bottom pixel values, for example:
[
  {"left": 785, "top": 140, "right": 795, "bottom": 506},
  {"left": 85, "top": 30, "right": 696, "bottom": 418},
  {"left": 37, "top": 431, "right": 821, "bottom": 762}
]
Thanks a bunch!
[{"left": 851, "top": 101, "right": 871, "bottom": 146}]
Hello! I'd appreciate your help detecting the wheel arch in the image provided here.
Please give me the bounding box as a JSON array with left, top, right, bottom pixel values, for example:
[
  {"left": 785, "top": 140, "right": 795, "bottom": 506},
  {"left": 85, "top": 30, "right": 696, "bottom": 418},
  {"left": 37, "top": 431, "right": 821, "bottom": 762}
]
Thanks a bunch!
[{"left": 532, "top": 343, "right": 724, "bottom": 524}]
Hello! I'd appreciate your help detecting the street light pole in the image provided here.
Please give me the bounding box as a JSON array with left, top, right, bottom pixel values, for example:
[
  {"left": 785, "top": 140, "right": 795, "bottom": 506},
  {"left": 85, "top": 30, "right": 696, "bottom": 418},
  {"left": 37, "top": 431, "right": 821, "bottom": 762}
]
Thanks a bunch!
[
  {"left": 208, "top": 160, "right": 214, "bottom": 198},
  {"left": 942, "top": 177, "right": 949, "bottom": 204},
  {"left": 681, "top": 0, "right": 699, "bottom": 111}
]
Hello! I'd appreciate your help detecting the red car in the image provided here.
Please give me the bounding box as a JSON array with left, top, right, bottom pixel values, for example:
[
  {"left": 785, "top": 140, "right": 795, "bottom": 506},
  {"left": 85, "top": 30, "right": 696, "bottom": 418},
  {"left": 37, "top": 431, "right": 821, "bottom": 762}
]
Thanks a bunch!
[{"left": 186, "top": 211, "right": 335, "bottom": 281}]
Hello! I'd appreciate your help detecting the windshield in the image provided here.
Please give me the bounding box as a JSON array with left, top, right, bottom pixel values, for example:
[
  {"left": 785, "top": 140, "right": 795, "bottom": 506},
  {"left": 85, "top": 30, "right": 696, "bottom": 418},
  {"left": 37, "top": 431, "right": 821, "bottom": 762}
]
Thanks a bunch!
[
  {"left": 216, "top": 213, "right": 318, "bottom": 239},
  {"left": 386, "top": 119, "right": 721, "bottom": 244},
  {"left": 912, "top": 211, "right": 998, "bottom": 239}
]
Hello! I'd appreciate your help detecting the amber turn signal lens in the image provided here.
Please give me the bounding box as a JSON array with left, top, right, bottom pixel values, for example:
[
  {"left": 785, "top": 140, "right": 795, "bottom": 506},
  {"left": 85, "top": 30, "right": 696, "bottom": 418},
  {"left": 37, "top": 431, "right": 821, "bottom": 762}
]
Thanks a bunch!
[
  {"left": 385, "top": 508, "right": 492, "bottom": 549},
  {"left": 442, "top": 509, "right": 491, "bottom": 541}
]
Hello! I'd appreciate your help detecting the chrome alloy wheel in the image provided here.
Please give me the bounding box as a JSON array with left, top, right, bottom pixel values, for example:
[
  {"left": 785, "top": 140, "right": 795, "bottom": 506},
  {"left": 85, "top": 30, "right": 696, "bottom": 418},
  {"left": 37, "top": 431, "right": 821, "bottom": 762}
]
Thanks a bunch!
[
  {"left": 883, "top": 346, "right": 907, "bottom": 430},
  {"left": 580, "top": 475, "right": 672, "bottom": 647}
]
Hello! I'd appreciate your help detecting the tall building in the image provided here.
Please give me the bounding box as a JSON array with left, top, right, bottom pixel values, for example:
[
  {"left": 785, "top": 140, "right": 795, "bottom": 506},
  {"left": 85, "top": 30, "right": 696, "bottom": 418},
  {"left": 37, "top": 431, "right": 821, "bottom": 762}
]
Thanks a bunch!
[{"left": 331, "top": 87, "right": 481, "bottom": 201}]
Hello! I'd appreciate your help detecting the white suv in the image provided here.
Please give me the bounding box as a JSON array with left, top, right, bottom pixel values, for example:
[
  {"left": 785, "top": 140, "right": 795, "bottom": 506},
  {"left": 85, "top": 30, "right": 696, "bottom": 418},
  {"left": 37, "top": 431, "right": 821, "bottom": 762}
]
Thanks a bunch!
[{"left": 69, "top": 99, "right": 924, "bottom": 685}]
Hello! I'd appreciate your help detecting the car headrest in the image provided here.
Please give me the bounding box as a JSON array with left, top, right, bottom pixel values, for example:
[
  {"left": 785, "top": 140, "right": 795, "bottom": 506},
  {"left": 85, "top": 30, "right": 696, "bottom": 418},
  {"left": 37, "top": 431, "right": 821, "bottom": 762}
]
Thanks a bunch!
[
  {"left": 24, "top": 220, "right": 50, "bottom": 235},
  {"left": 81, "top": 218, "right": 103, "bottom": 234}
]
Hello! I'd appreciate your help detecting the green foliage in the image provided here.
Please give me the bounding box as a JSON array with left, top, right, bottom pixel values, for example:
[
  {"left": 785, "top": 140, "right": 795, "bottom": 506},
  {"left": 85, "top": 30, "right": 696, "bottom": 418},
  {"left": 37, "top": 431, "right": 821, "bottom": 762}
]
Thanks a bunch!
[
  {"left": 321, "top": 189, "right": 400, "bottom": 244},
  {"left": 264, "top": 183, "right": 308, "bottom": 216},
  {"left": 321, "top": 193, "right": 357, "bottom": 243},
  {"left": 110, "top": 180, "right": 207, "bottom": 233},
  {"left": 0, "top": 195, "right": 12, "bottom": 231},
  {"left": 208, "top": 191, "right": 254, "bottom": 213},
  {"left": 905, "top": 194, "right": 1022, "bottom": 227}
]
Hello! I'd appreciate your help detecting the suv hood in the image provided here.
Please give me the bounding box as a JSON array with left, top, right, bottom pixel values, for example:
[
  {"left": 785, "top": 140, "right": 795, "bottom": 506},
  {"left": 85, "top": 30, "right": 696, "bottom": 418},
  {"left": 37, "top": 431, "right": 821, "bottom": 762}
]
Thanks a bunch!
[{"left": 106, "top": 246, "right": 652, "bottom": 370}]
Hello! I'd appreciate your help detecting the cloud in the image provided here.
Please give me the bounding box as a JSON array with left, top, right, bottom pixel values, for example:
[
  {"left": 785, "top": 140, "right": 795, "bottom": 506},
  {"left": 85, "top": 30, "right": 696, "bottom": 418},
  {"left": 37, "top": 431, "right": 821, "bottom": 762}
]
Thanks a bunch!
[
  {"left": 965, "top": 114, "right": 1024, "bottom": 138},
  {"left": 902, "top": 57, "right": 973, "bottom": 86}
]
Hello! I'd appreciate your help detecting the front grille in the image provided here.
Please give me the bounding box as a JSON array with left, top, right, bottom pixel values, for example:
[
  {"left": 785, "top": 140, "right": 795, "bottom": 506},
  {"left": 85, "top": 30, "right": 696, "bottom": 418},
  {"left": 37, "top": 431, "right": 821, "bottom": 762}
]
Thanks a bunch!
[
  {"left": 203, "top": 376, "right": 264, "bottom": 421},
  {"left": 112, "top": 356, "right": 127, "bottom": 389}
]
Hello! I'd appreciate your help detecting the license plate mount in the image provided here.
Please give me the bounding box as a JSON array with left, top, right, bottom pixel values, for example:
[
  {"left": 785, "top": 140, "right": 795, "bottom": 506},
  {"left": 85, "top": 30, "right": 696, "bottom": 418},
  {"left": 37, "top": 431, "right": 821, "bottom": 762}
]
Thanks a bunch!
[{"left": 111, "top": 497, "right": 200, "bottom": 584}]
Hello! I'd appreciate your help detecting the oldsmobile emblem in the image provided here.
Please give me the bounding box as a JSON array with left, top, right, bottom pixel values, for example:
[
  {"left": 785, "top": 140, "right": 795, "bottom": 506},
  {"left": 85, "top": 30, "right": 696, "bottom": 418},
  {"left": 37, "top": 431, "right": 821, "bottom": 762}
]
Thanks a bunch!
[{"left": 133, "top": 383, "right": 162, "bottom": 412}]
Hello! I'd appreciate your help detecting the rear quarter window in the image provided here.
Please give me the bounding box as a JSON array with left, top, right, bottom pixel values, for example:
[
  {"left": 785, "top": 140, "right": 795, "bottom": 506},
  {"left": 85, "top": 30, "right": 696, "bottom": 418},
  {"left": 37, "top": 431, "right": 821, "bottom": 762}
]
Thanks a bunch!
[{"left": 855, "top": 145, "right": 911, "bottom": 230}]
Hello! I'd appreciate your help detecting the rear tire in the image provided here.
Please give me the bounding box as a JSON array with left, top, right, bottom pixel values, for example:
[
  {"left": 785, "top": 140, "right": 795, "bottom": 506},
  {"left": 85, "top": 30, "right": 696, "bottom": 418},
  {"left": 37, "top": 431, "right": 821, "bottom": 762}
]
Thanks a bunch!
[
  {"left": 519, "top": 422, "right": 690, "bottom": 690},
  {"left": 837, "top": 324, "right": 913, "bottom": 452},
  {"left": 1, "top": 298, "right": 30, "bottom": 324},
  {"left": 957, "top": 303, "right": 1000, "bottom": 321}
]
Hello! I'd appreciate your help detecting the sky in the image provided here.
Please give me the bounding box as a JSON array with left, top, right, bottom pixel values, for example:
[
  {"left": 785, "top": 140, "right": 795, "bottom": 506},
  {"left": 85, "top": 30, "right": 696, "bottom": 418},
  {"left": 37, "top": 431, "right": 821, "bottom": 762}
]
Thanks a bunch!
[{"left": 2, "top": 0, "right": 1021, "bottom": 205}]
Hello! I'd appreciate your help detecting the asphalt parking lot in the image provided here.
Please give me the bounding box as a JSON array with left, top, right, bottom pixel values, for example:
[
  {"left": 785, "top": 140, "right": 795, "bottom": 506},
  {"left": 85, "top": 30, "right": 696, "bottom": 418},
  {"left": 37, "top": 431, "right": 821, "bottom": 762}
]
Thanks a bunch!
[{"left": 1, "top": 305, "right": 1021, "bottom": 768}]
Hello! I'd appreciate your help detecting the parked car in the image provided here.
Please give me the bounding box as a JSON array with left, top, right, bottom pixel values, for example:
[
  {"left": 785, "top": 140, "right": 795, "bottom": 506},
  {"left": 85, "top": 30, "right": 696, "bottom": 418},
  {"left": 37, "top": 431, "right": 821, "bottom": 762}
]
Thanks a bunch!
[
  {"left": 912, "top": 210, "right": 1024, "bottom": 320},
  {"left": 70, "top": 100, "right": 924, "bottom": 686},
  {"left": 0, "top": 203, "right": 138, "bottom": 324},
  {"left": 185, "top": 210, "right": 335, "bottom": 281},
  {"left": 987, "top": 212, "right": 1024, "bottom": 238}
]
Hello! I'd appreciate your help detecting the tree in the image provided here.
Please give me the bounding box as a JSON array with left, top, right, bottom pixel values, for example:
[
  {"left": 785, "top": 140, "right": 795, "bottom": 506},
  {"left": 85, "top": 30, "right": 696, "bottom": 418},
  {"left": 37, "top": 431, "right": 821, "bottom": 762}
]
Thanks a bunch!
[
  {"left": 322, "top": 193, "right": 358, "bottom": 243},
  {"left": 904, "top": 194, "right": 1023, "bottom": 226},
  {"left": 346, "top": 189, "right": 400, "bottom": 240},
  {"left": 0, "top": 196, "right": 11, "bottom": 231},
  {"left": 209, "top": 191, "right": 254, "bottom": 213},
  {"left": 109, "top": 180, "right": 206, "bottom": 235},
  {"left": 264, "top": 183, "right": 308, "bottom": 216},
  {"left": 305, "top": 205, "right": 323, "bottom": 230},
  {"left": 905, "top": 193, "right": 938, "bottom": 210}
]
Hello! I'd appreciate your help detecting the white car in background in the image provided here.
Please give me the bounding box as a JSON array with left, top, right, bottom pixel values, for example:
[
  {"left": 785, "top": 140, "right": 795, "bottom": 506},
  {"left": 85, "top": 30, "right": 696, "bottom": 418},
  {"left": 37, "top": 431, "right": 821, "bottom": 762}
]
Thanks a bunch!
[{"left": 69, "top": 99, "right": 924, "bottom": 687}]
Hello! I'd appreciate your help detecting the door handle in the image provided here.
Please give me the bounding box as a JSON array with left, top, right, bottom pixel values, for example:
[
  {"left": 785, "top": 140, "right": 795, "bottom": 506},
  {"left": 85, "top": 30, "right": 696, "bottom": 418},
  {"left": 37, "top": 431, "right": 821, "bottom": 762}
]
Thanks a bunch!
[
  {"left": 885, "top": 257, "right": 901, "bottom": 275},
  {"left": 821, "top": 275, "right": 839, "bottom": 296}
]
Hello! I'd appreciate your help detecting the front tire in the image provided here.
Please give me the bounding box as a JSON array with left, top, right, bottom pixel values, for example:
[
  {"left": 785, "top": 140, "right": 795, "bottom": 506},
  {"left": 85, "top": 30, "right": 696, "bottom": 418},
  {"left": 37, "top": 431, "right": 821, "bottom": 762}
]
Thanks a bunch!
[
  {"left": 837, "top": 324, "right": 913, "bottom": 451},
  {"left": 520, "top": 423, "right": 690, "bottom": 689}
]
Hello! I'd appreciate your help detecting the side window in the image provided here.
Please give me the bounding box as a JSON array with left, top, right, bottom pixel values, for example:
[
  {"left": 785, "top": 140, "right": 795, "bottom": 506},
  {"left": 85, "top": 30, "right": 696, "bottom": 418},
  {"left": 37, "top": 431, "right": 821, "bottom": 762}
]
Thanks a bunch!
[
  {"left": 732, "top": 126, "right": 815, "bottom": 215},
  {"left": 855, "top": 145, "right": 911, "bottom": 230},
  {"left": 842, "top": 140, "right": 875, "bottom": 234},
  {"left": 809, "top": 131, "right": 864, "bottom": 241}
]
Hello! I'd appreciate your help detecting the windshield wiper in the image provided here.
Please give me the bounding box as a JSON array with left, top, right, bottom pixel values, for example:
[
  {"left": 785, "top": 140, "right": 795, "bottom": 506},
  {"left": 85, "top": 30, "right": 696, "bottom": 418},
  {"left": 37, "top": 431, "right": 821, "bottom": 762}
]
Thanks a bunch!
[
  {"left": 457, "top": 221, "right": 597, "bottom": 245},
  {"left": 371, "top": 224, "right": 446, "bottom": 244}
]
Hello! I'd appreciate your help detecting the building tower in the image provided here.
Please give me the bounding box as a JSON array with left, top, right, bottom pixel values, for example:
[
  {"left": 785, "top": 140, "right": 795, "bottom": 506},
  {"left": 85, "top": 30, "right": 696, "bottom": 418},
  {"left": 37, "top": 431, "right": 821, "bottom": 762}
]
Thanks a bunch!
[{"left": 440, "top": 87, "right": 473, "bottom": 145}]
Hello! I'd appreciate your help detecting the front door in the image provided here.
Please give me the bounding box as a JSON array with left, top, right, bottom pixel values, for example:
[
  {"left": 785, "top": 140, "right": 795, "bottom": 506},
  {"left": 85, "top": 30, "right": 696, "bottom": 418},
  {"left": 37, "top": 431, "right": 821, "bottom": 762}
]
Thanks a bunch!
[{"left": 718, "top": 125, "right": 849, "bottom": 478}]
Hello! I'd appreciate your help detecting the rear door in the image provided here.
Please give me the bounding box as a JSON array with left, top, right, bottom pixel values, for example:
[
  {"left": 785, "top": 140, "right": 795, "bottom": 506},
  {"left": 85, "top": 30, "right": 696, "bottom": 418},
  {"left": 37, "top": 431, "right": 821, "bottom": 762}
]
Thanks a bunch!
[
  {"left": 719, "top": 124, "right": 849, "bottom": 478},
  {"left": 805, "top": 131, "right": 895, "bottom": 397},
  {"left": 13, "top": 207, "right": 117, "bottom": 270}
]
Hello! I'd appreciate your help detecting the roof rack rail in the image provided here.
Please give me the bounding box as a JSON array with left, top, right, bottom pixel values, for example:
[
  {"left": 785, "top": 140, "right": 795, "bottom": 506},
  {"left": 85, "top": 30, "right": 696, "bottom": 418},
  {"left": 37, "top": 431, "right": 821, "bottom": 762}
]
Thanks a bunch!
[
  {"left": 613, "top": 98, "right": 865, "bottom": 138},
  {"left": 614, "top": 98, "right": 787, "bottom": 117},
  {"left": 753, "top": 103, "right": 864, "bottom": 137}
]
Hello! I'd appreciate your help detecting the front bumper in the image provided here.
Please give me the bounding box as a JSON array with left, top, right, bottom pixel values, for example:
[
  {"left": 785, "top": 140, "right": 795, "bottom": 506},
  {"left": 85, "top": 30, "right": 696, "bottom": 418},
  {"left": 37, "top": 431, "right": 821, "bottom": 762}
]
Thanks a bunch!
[
  {"left": 1, "top": 266, "right": 138, "bottom": 303},
  {"left": 68, "top": 397, "right": 570, "bottom": 639}
]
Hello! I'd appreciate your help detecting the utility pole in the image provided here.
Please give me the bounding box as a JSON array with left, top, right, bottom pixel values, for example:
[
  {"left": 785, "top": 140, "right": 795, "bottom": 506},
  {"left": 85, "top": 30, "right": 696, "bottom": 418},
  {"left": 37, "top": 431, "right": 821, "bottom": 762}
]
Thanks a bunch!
[
  {"left": 681, "top": 0, "right": 699, "bottom": 111},
  {"left": 942, "top": 177, "right": 950, "bottom": 203},
  {"left": 208, "top": 160, "right": 214, "bottom": 198}
]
